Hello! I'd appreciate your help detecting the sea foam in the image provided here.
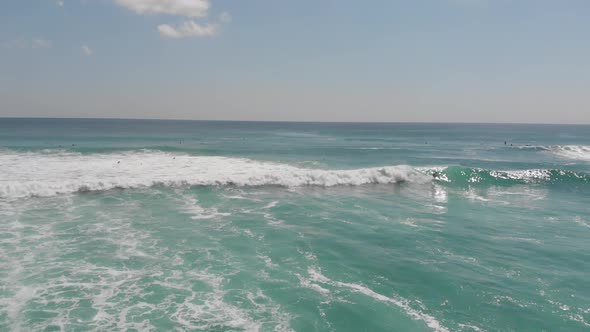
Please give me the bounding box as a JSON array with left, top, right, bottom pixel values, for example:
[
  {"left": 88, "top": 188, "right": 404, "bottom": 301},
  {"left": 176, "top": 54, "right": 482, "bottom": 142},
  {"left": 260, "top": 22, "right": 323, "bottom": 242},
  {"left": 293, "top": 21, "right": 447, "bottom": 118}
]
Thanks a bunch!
[{"left": 0, "top": 150, "right": 428, "bottom": 199}]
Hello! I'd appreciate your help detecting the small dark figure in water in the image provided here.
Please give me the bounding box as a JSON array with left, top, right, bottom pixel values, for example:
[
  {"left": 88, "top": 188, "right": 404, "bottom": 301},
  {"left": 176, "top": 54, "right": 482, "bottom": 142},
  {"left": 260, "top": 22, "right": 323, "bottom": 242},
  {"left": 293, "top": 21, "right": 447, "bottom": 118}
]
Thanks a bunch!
[
  {"left": 117, "top": 161, "right": 120, "bottom": 164},
  {"left": 432, "top": 172, "right": 439, "bottom": 179},
  {"left": 504, "top": 141, "right": 507, "bottom": 145}
]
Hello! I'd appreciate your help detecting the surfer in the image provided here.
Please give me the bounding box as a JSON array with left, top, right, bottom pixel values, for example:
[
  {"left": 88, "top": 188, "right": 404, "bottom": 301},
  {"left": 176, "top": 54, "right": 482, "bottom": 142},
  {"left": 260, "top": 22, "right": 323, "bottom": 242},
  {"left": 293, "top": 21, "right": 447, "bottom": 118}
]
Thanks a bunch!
[{"left": 432, "top": 172, "right": 439, "bottom": 179}]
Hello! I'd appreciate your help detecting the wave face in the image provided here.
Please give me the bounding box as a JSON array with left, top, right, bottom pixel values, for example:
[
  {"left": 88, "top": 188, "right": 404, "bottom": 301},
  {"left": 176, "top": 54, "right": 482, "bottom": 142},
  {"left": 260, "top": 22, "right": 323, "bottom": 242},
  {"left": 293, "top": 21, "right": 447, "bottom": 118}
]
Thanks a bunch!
[
  {"left": 434, "top": 166, "right": 590, "bottom": 186},
  {"left": 1, "top": 150, "right": 588, "bottom": 199},
  {"left": 0, "top": 150, "right": 429, "bottom": 199}
]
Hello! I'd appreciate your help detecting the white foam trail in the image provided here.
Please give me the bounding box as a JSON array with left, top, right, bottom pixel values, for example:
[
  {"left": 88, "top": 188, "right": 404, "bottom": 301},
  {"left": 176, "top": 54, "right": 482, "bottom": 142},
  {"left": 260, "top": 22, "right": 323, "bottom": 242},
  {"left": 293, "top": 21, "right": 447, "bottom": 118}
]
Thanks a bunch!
[
  {"left": 262, "top": 201, "right": 279, "bottom": 209},
  {"left": 302, "top": 267, "right": 449, "bottom": 332},
  {"left": 180, "top": 195, "right": 231, "bottom": 220},
  {"left": 0, "top": 150, "right": 430, "bottom": 199},
  {"left": 573, "top": 216, "right": 590, "bottom": 229},
  {"left": 458, "top": 323, "right": 485, "bottom": 331}
]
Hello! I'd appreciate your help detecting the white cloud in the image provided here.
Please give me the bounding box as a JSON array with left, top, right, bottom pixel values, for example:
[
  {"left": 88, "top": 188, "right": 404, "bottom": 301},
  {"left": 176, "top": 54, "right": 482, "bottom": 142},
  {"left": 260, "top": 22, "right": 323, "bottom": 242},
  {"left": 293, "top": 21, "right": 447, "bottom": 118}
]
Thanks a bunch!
[
  {"left": 158, "top": 21, "right": 217, "bottom": 38},
  {"left": 32, "top": 38, "right": 52, "bottom": 49},
  {"left": 219, "top": 11, "right": 231, "bottom": 24},
  {"left": 115, "top": 0, "right": 210, "bottom": 17},
  {"left": 114, "top": 0, "right": 229, "bottom": 39},
  {"left": 81, "top": 45, "right": 94, "bottom": 56}
]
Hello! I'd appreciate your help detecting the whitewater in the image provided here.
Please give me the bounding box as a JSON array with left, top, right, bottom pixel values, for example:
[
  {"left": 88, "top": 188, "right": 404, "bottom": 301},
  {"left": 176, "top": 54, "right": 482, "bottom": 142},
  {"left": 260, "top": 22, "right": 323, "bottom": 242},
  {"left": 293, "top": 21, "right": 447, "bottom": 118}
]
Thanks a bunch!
[
  {"left": 2, "top": 149, "right": 589, "bottom": 199},
  {"left": 0, "top": 150, "right": 428, "bottom": 198},
  {"left": 1, "top": 119, "right": 589, "bottom": 331}
]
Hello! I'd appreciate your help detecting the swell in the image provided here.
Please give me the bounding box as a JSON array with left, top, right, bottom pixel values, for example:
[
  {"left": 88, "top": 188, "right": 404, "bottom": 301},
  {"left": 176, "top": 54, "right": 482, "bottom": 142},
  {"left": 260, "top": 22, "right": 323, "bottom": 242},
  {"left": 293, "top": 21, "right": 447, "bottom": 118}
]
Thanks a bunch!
[{"left": 0, "top": 150, "right": 588, "bottom": 199}]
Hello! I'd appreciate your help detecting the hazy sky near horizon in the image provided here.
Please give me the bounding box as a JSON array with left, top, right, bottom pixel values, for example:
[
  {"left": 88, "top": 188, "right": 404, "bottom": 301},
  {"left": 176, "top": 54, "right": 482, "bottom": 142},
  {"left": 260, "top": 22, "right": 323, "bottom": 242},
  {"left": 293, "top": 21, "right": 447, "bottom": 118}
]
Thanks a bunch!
[{"left": 1, "top": 0, "right": 589, "bottom": 123}]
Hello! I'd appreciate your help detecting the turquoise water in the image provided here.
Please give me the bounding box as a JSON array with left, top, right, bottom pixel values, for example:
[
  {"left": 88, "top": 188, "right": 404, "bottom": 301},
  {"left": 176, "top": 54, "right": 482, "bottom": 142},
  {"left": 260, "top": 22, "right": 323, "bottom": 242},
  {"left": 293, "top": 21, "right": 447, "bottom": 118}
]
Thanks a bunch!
[{"left": 1, "top": 118, "right": 589, "bottom": 331}]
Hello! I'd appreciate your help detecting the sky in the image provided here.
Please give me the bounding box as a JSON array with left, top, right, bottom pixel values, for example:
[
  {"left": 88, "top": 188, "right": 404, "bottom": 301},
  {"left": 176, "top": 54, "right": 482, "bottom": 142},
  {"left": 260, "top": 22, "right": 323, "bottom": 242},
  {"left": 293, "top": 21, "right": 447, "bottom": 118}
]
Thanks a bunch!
[{"left": 1, "top": 0, "right": 589, "bottom": 123}]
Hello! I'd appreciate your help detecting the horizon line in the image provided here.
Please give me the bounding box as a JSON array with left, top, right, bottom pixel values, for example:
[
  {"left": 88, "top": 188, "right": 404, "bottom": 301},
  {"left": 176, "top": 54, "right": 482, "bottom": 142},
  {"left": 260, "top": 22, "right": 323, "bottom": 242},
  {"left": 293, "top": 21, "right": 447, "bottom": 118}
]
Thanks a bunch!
[{"left": 1, "top": 116, "right": 589, "bottom": 126}]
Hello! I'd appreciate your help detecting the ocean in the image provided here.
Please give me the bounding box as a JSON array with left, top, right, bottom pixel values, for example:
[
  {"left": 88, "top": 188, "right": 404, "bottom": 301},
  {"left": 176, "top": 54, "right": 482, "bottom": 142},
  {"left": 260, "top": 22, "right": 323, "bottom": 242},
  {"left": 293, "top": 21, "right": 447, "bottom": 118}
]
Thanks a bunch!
[{"left": 0, "top": 118, "right": 589, "bottom": 331}]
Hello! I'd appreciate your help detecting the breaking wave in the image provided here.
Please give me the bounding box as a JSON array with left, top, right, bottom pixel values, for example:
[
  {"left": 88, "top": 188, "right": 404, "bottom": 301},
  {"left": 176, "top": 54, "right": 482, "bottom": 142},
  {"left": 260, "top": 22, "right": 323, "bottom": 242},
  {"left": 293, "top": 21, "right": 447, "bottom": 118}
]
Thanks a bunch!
[
  {"left": 1, "top": 150, "right": 588, "bottom": 199},
  {"left": 549, "top": 145, "right": 590, "bottom": 161},
  {"left": 513, "top": 145, "right": 590, "bottom": 161},
  {"left": 0, "top": 150, "right": 428, "bottom": 199}
]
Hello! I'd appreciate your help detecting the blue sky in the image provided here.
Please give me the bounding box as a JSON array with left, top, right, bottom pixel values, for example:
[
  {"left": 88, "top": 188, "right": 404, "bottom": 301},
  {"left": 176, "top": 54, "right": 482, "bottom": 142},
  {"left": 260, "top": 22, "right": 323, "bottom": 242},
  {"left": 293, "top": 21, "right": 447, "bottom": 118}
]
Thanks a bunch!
[{"left": 1, "top": 0, "right": 589, "bottom": 123}]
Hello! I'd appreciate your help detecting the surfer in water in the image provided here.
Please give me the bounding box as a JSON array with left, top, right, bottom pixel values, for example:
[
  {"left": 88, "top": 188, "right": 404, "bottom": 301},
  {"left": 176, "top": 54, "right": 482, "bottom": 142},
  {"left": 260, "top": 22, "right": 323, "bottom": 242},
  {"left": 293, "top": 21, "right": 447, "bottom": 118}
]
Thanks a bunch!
[{"left": 432, "top": 171, "right": 439, "bottom": 179}]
